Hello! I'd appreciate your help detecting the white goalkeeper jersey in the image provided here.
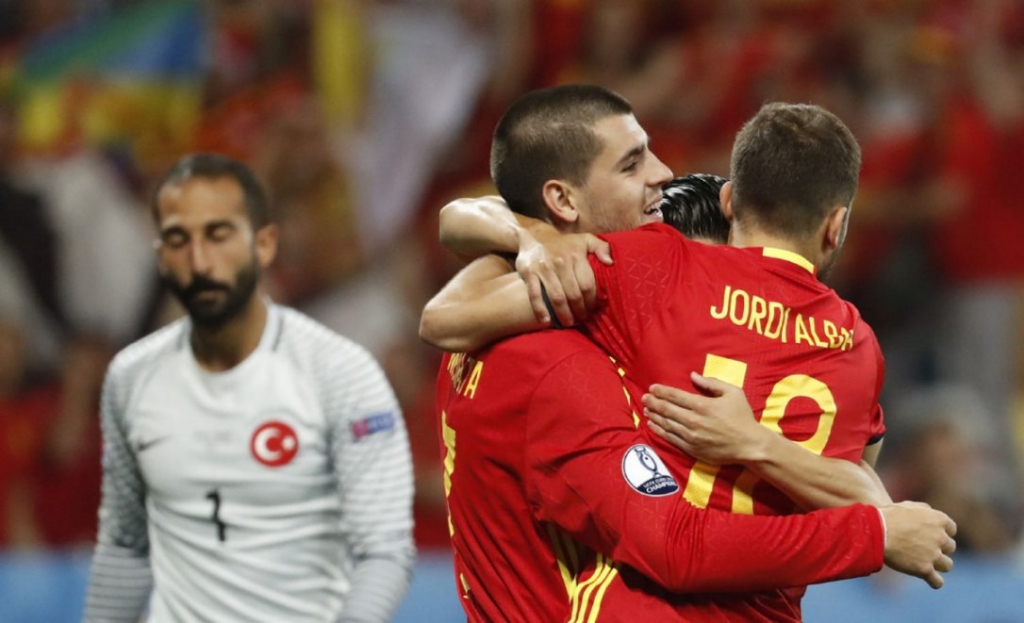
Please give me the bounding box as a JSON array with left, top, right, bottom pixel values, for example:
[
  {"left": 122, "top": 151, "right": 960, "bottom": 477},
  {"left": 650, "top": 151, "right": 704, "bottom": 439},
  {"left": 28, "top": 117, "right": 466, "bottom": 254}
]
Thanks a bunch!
[{"left": 84, "top": 303, "right": 415, "bottom": 623}]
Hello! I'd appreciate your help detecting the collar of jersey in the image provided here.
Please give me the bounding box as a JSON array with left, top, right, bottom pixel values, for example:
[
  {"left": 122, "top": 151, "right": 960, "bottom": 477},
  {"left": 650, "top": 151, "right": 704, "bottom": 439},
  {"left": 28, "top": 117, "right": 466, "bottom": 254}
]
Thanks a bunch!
[{"left": 761, "top": 247, "right": 816, "bottom": 275}]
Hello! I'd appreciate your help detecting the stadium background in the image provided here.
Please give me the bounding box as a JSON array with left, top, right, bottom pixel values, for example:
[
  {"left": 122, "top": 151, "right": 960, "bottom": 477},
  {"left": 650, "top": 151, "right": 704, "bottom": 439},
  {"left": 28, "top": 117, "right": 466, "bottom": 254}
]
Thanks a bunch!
[{"left": 0, "top": 0, "right": 1022, "bottom": 620}]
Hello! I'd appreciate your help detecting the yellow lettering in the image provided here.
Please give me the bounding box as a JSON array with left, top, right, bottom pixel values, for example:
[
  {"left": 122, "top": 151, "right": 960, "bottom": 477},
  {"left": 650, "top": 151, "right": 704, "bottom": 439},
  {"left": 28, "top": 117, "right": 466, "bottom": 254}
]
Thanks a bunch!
[
  {"left": 710, "top": 285, "right": 731, "bottom": 319},
  {"left": 729, "top": 288, "right": 750, "bottom": 327},
  {"left": 764, "top": 302, "right": 786, "bottom": 340},
  {"left": 441, "top": 412, "right": 456, "bottom": 537},
  {"left": 708, "top": 289, "right": 854, "bottom": 352},
  {"left": 794, "top": 314, "right": 812, "bottom": 345},
  {"left": 463, "top": 361, "right": 483, "bottom": 398},
  {"left": 808, "top": 317, "right": 830, "bottom": 348},
  {"left": 823, "top": 320, "right": 840, "bottom": 348},
  {"left": 447, "top": 352, "right": 464, "bottom": 379},
  {"left": 747, "top": 295, "right": 768, "bottom": 335}
]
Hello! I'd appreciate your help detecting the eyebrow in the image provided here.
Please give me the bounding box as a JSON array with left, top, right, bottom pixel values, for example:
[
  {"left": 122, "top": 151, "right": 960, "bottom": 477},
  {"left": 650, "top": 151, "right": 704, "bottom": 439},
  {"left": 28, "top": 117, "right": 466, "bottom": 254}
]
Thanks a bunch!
[
  {"left": 159, "top": 219, "right": 237, "bottom": 236},
  {"left": 614, "top": 140, "right": 648, "bottom": 169}
]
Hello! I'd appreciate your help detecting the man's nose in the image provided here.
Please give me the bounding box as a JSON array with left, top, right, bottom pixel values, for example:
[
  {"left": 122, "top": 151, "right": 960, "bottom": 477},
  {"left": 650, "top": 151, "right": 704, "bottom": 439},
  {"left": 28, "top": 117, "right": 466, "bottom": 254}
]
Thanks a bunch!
[
  {"left": 648, "top": 153, "right": 673, "bottom": 188},
  {"left": 189, "top": 240, "right": 213, "bottom": 274}
]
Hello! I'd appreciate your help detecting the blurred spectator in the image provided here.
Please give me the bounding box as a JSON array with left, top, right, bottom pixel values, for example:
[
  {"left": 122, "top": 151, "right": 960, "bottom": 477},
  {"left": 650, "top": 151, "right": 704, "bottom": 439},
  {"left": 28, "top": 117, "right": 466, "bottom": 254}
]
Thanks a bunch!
[
  {"left": 345, "top": 0, "right": 529, "bottom": 255},
  {"left": 880, "top": 385, "right": 1018, "bottom": 554},
  {"left": 0, "top": 319, "right": 55, "bottom": 548},
  {"left": 255, "top": 95, "right": 365, "bottom": 306},
  {"left": 0, "top": 90, "right": 159, "bottom": 548},
  {"left": 924, "top": 1, "right": 1024, "bottom": 496}
]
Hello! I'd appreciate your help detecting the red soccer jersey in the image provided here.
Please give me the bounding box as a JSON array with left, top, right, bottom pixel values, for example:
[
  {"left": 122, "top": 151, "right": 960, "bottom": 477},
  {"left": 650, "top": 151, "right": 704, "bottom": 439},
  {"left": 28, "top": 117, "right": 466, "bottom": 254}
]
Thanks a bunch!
[
  {"left": 436, "top": 328, "right": 884, "bottom": 622},
  {"left": 582, "top": 222, "right": 887, "bottom": 620}
]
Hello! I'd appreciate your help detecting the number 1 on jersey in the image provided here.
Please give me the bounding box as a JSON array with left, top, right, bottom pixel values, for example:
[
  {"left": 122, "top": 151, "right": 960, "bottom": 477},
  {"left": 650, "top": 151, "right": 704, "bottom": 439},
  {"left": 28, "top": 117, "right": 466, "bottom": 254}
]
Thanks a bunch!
[
  {"left": 206, "top": 490, "right": 227, "bottom": 542},
  {"left": 682, "top": 355, "right": 747, "bottom": 509}
]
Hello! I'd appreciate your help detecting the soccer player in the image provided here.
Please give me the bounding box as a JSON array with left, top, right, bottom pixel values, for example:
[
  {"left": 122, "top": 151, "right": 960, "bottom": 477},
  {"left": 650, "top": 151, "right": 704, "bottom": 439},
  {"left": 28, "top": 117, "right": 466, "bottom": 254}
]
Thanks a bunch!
[
  {"left": 424, "top": 85, "right": 955, "bottom": 621},
  {"left": 660, "top": 173, "right": 731, "bottom": 245},
  {"left": 83, "top": 154, "right": 415, "bottom": 622}
]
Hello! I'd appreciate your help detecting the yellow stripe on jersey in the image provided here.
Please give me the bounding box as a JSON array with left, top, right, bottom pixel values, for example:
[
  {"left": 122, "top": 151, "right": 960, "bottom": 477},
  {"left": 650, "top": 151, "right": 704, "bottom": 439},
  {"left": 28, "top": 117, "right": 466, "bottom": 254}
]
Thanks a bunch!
[
  {"left": 585, "top": 560, "right": 619, "bottom": 623},
  {"left": 569, "top": 554, "right": 619, "bottom": 623},
  {"left": 547, "top": 525, "right": 580, "bottom": 600},
  {"left": 762, "top": 246, "right": 815, "bottom": 274},
  {"left": 611, "top": 360, "right": 642, "bottom": 428}
]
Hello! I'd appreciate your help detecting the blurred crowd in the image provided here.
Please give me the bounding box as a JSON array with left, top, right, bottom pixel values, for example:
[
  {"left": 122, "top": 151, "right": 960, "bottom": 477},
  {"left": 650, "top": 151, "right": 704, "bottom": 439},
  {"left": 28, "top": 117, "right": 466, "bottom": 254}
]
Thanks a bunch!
[{"left": 0, "top": 0, "right": 1022, "bottom": 568}]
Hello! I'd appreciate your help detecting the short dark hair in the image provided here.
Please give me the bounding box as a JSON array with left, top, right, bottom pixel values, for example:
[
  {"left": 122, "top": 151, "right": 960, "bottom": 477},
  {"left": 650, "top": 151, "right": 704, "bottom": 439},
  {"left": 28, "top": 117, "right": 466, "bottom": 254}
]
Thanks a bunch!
[
  {"left": 661, "top": 173, "right": 730, "bottom": 244},
  {"left": 730, "top": 103, "right": 861, "bottom": 238},
  {"left": 153, "top": 153, "right": 271, "bottom": 228},
  {"left": 490, "top": 84, "right": 633, "bottom": 219}
]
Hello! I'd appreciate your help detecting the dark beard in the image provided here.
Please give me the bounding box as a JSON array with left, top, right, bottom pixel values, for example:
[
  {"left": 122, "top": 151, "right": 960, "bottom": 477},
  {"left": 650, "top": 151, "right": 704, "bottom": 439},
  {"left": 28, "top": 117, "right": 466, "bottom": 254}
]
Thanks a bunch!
[{"left": 163, "top": 262, "right": 260, "bottom": 329}]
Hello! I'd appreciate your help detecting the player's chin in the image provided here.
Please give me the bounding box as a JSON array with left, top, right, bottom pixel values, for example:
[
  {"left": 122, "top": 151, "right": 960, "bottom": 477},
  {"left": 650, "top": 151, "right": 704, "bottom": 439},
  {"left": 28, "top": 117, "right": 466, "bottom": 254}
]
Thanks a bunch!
[{"left": 186, "top": 297, "right": 229, "bottom": 321}]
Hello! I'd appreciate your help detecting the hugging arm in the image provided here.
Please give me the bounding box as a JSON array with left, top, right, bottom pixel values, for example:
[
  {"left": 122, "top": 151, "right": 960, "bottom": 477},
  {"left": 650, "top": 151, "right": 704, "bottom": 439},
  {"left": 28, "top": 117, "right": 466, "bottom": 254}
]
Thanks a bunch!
[
  {"left": 644, "top": 373, "right": 893, "bottom": 511},
  {"left": 526, "top": 350, "right": 955, "bottom": 590},
  {"left": 524, "top": 350, "right": 891, "bottom": 593},
  {"left": 419, "top": 255, "right": 543, "bottom": 353},
  {"left": 437, "top": 195, "right": 611, "bottom": 328}
]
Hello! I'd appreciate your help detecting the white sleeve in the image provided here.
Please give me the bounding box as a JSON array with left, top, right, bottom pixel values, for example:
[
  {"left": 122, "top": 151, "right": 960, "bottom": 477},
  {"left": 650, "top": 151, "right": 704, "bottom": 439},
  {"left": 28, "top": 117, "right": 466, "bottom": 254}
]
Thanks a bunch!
[
  {"left": 326, "top": 348, "right": 416, "bottom": 623},
  {"left": 84, "top": 365, "right": 153, "bottom": 622}
]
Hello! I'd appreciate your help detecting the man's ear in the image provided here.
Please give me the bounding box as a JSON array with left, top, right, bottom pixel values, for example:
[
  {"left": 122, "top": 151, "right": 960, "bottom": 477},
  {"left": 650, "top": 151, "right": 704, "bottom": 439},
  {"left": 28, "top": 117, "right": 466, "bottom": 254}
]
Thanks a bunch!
[
  {"left": 720, "top": 181, "right": 735, "bottom": 222},
  {"left": 824, "top": 205, "right": 848, "bottom": 251},
  {"left": 255, "top": 223, "right": 279, "bottom": 268},
  {"left": 542, "top": 180, "right": 580, "bottom": 226}
]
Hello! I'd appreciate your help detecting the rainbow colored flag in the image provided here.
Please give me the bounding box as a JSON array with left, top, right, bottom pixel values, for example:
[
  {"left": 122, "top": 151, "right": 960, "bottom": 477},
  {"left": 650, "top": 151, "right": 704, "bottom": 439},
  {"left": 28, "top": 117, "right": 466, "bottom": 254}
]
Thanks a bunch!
[{"left": 11, "top": 0, "right": 205, "bottom": 158}]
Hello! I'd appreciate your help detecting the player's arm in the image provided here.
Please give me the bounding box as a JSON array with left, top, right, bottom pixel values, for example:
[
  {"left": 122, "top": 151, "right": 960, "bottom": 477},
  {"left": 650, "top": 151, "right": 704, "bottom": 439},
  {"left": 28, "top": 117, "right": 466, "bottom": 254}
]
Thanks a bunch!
[
  {"left": 419, "top": 254, "right": 544, "bottom": 352},
  {"left": 327, "top": 350, "right": 415, "bottom": 623},
  {"left": 643, "top": 373, "right": 893, "bottom": 510},
  {"left": 438, "top": 195, "right": 531, "bottom": 260},
  {"left": 438, "top": 195, "right": 611, "bottom": 327},
  {"left": 525, "top": 352, "right": 955, "bottom": 592},
  {"left": 862, "top": 439, "right": 883, "bottom": 467},
  {"left": 84, "top": 364, "right": 153, "bottom": 622}
]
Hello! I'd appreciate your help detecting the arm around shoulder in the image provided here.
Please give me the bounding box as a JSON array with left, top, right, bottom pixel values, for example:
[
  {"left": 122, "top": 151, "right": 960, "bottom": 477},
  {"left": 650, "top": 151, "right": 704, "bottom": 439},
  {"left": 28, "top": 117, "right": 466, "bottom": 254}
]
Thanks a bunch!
[
  {"left": 419, "top": 254, "right": 545, "bottom": 352},
  {"left": 523, "top": 351, "right": 886, "bottom": 593},
  {"left": 438, "top": 195, "right": 529, "bottom": 260}
]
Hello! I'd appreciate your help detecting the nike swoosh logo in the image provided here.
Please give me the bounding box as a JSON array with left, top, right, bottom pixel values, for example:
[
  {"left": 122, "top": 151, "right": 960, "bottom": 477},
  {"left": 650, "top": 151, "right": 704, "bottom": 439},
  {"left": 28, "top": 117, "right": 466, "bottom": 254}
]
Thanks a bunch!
[{"left": 136, "top": 436, "right": 171, "bottom": 453}]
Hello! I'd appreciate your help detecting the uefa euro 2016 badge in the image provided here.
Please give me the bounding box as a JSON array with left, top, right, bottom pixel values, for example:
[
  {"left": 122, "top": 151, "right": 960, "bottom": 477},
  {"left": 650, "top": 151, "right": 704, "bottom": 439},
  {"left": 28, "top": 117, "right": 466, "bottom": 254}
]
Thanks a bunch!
[{"left": 622, "top": 444, "right": 680, "bottom": 497}]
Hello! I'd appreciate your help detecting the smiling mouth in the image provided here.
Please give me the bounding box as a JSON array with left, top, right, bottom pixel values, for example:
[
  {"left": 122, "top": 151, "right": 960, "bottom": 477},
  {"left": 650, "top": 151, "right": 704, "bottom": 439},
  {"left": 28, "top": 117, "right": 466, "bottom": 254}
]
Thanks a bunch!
[{"left": 643, "top": 199, "right": 663, "bottom": 220}]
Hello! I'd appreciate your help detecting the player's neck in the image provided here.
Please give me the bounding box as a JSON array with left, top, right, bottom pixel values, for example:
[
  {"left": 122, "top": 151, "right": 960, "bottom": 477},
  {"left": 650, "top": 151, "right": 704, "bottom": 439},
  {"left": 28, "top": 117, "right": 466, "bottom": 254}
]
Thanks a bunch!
[
  {"left": 189, "top": 294, "right": 269, "bottom": 372},
  {"left": 729, "top": 227, "right": 821, "bottom": 270}
]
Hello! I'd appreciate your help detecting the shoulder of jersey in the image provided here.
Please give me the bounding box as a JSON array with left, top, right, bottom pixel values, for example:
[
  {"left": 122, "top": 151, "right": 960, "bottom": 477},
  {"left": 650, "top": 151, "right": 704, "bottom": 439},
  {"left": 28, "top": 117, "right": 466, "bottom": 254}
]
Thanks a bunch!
[
  {"left": 108, "top": 317, "right": 189, "bottom": 378},
  {"left": 275, "top": 305, "right": 377, "bottom": 366}
]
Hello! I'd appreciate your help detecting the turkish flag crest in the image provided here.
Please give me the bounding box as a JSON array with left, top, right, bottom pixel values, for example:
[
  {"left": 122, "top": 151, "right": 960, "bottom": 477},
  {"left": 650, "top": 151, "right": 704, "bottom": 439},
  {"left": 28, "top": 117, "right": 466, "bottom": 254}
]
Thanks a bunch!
[{"left": 250, "top": 421, "right": 299, "bottom": 467}]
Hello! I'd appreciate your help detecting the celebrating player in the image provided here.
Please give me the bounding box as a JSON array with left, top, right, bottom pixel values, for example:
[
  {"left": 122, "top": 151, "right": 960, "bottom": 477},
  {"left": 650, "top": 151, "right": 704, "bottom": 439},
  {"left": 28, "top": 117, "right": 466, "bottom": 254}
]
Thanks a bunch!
[{"left": 423, "top": 85, "right": 956, "bottom": 621}]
